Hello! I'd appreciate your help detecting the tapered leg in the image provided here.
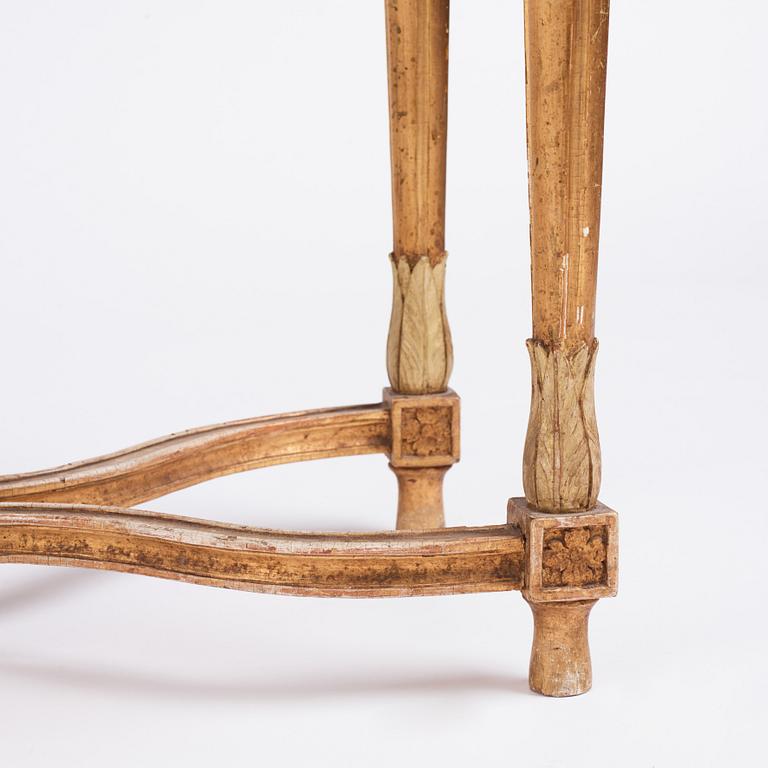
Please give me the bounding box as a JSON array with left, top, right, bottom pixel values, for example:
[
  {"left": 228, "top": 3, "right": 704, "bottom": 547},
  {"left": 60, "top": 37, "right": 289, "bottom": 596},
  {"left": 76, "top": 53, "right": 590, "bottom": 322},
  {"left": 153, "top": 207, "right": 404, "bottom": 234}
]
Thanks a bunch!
[
  {"left": 518, "top": 0, "right": 616, "bottom": 696},
  {"left": 384, "top": 0, "right": 455, "bottom": 529}
]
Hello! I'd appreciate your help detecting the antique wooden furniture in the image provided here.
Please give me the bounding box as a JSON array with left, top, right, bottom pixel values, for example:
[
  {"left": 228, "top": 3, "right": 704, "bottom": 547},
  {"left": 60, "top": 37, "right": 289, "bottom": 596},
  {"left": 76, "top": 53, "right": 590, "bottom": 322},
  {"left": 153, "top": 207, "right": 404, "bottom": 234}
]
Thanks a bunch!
[{"left": 0, "top": 0, "right": 616, "bottom": 697}]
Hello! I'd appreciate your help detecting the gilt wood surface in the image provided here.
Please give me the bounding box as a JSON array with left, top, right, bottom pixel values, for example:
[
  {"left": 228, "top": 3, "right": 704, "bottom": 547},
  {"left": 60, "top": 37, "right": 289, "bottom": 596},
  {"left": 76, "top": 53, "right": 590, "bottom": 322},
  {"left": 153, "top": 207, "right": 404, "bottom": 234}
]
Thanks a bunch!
[
  {"left": 385, "top": 0, "right": 448, "bottom": 264},
  {"left": 519, "top": 0, "right": 614, "bottom": 697},
  {"left": 508, "top": 498, "right": 618, "bottom": 603},
  {"left": 523, "top": 339, "right": 601, "bottom": 512},
  {"left": 384, "top": 388, "right": 459, "bottom": 530},
  {"left": 390, "top": 466, "right": 448, "bottom": 531},
  {"left": 385, "top": 0, "right": 453, "bottom": 395},
  {"left": 0, "top": 504, "right": 524, "bottom": 597},
  {"left": 0, "top": 405, "right": 390, "bottom": 507},
  {"left": 524, "top": 0, "right": 609, "bottom": 348},
  {"left": 526, "top": 598, "right": 596, "bottom": 697},
  {"left": 522, "top": 0, "right": 609, "bottom": 513}
]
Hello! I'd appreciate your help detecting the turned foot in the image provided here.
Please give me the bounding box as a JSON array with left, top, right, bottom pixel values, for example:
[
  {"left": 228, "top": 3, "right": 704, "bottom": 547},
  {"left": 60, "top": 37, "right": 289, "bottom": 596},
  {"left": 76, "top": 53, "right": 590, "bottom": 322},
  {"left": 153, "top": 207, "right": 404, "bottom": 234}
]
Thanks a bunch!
[
  {"left": 526, "top": 598, "right": 596, "bottom": 697},
  {"left": 391, "top": 465, "right": 448, "bottom": 530}
]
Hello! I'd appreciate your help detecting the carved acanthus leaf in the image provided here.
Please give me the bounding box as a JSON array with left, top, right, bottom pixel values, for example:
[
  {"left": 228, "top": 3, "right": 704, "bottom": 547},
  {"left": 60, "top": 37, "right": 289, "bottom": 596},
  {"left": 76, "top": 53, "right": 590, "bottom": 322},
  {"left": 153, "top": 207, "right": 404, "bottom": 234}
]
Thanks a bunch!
[
  {"left": 523, "top": 339, "right": 601, "bottom": 512},
  {"left": 387, "top": 254, "right": 453, "bottom": 394}
]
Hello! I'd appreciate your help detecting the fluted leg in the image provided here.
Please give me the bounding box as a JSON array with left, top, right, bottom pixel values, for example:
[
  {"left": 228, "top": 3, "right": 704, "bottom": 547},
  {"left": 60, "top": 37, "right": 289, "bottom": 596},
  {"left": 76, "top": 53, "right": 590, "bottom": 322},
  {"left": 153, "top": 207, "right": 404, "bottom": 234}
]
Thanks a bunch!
[
  {"left": 384, "top": 0, "right": 455, "bottom": 528},
  {"left": 516, "top": 0, "right": 616, "bottom": 697}
]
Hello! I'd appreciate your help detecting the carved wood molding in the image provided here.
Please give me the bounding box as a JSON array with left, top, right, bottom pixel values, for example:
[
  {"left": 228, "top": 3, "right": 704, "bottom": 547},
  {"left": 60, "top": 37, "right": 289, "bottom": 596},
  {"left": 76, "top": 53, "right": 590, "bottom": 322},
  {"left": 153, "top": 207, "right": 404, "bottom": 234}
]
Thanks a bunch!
[
  {"left": 523, "top": 339, "right": 601, "bottom": 512},
  {"left": 386, "top": 254, "right": 453, "bottom": 394},
  {"left": 0, "top": 404, "right": 390, "bottom": 507},
  {"left": 0, "top": 504, "right": 523, "bottom": 598}
]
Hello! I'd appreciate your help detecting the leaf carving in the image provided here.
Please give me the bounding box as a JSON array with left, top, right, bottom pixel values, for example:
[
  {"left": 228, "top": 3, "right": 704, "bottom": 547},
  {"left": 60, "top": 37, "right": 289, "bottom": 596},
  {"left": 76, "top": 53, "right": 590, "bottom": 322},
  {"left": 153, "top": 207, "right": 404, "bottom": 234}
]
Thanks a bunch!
[
  {"left": 386, "top": 254, "right": 452, "bottom": 394},
  {"left": 386, "top": 257, "right": 404, "bottom": 386},
  {"left": 523, "top": 339, "right": 601, "bottom": 512},
  {"left": 433, "top": 260, "right": 453, "bottom": 385}
]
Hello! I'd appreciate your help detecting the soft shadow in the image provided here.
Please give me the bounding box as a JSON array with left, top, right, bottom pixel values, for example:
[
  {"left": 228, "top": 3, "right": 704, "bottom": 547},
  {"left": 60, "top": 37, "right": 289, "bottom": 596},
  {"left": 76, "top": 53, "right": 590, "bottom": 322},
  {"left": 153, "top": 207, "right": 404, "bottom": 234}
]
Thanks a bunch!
[
  {"left": 0, "top": 660, "right": 532, "bottom": 701},
  {"left": 0, "top": 571, "right": 96, "bottom": 616}
]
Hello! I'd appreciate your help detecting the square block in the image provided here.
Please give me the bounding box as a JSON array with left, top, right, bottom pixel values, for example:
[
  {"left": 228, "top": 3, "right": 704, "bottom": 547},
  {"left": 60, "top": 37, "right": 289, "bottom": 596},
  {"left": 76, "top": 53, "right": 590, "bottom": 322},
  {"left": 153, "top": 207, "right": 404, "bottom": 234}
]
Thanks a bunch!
[
  {"left": 383, "top": 388, "right": 460, "bottom": 468},
  {"left": 507, "top": 497, "right": 618, "bottom": 602}
]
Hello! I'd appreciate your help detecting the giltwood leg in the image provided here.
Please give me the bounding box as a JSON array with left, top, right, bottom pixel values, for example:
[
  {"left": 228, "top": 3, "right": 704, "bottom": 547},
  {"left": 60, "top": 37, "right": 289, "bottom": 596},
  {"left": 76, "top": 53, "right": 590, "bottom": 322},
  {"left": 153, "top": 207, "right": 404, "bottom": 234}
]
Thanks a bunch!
[
  {"left": 527, "top": 599, "right": 596, "bottom": 697},
  {"left": 384, "top": 0, "right": 455, "bottom": 529},
  {"left": 518, "top": 0, "right": 615, "bottom": 695}
]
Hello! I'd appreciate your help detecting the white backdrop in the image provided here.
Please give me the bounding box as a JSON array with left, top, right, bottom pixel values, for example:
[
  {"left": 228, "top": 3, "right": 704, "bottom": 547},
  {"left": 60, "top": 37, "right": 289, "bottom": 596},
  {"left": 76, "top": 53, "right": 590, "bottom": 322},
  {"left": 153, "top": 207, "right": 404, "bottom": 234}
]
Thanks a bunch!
[{"left": 0, "top": 2, "right": 765, "bottom": 766}]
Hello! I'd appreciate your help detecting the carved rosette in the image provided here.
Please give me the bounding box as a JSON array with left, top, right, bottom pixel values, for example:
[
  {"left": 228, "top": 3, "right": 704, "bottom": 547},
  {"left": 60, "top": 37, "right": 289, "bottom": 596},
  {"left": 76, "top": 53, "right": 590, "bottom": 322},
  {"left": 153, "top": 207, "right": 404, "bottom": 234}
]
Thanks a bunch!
[
  {"left": 401, "top": 406, "right": 453, "bottom": 458},
  {"left": 387, "top": 254, "right": 453, "bottom": 395},
  {"left": 507, "top": 498, "right": 618, "bottom": 603},
  {"left": 523, "top": 339, "right": 601, "bottom": 513},
  {"left": 542, "top": 526, "right": 607, "bottom": 587},
  {"left": 384, "top": 388, "right": 460, "bottom": 468}
]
